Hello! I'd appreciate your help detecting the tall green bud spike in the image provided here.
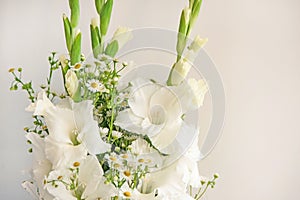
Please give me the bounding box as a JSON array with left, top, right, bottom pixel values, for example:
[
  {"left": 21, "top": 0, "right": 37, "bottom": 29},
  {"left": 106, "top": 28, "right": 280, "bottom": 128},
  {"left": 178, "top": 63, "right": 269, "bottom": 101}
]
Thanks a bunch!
[
  {"left": 189, "top": 0, "right": 202, "bottom": 30},
  {"left": 69, "top": 0, "right": 80, "bottom": 28},
  {"left": 95, "top": 0, "right": 105, "bottom": 15},
  {"left": 70, "top": 32, "right": 82, "bottom": 65},
  {"left": 100, "top": 0, "right": 113, "bottom": 36},
  {"left": 176, "top": 9, "right": 189, "bottom": 60}
]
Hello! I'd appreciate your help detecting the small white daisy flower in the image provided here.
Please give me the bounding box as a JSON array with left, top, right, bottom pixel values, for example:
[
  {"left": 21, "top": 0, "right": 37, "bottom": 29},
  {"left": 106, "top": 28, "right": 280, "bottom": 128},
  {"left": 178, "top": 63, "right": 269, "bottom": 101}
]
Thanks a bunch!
[{"left": 86, "top": 79, "right": 105, "bottom": 93}]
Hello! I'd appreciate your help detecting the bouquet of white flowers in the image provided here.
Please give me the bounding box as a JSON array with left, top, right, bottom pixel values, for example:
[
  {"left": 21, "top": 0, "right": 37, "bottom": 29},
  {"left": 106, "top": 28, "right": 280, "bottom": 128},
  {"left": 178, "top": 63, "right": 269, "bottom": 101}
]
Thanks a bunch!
[{"left": 9, "top": 0, "right": 219, "bottom": 199}]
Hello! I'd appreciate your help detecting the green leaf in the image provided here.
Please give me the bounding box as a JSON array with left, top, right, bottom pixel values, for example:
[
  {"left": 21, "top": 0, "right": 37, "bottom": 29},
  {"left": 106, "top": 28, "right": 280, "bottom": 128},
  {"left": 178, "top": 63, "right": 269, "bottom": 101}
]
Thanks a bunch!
[
  {"left": 90, "top": 24, "right": 101, "bottom": 58},
  {"left": 105, "top": 40, "right": 119, "bottom": 57},
  {"left": 70, "top": 32, "right": 82, "bottom": 65},
  {"left": 69, "top": 0, "right": 80, "bottom": 28},
  {"left": 100, "top": 0, "right": 113, "bottom": 36},
  {"left": 95, "top": 0, "right": 105, "bottom": 15},
  {"left": 63, "top": 15, "right": 73, "bottom": 52}
]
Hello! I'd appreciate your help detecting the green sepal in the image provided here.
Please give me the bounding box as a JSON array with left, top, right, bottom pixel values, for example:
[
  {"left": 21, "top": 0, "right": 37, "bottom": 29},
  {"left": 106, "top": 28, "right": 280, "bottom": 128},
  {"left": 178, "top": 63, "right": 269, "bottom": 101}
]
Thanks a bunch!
[
  {"left": 70, "top": 32, "right": 82, "bottom": 65},
  {"left": 95, "top": 0, "right": 105, "bottom": 15},
  {"left": 100, "top": 0, "right": 113, "bottom": 36},
  {"left": 69, "top": 0, "right": 80, "bottom": 28},
  {"left": 90, "top": 24, "right": 101, "bottom": 58},
  {"left": 63, "top": 15, "right": 73, "bottom": 53},
  {"left": 105, "top": 40, "right": 118, "bottom": 57}
]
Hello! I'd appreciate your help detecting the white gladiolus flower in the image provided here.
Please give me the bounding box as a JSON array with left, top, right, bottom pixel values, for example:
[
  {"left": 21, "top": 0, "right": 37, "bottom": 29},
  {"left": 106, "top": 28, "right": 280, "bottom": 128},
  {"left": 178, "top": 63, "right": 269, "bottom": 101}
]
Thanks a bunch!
[
  {"left": 46, "top": 156, "right": 116, "bottom": 200},
  {"left": 170, "top": 59, "right": 192, "bottom": 85},
  {"left": 172, "top": 78, "right": 208, "bottom": 112},
  {"left": 120, "top": 183, "right": 160, "bottom": 200},
  {"left": 115, "top": 79, "right": 183, "bottom": 150},
  {"left": 65, "top": 69, "right": 79, "bottom": 98},
  {"left": 184, "top": 35, "right": 208, "bottom": 63},
  {"left": 189, "top": 35, "right": 208, "bottom": 53},
  {"left": 28, "top": 91, "right": 110, "bottom": 168},
  {"left": 112, "top": 27, "right": 133, "bottom": 49},
  {"left": 187, "top": 78, "right": 208, "bottom": 107}
]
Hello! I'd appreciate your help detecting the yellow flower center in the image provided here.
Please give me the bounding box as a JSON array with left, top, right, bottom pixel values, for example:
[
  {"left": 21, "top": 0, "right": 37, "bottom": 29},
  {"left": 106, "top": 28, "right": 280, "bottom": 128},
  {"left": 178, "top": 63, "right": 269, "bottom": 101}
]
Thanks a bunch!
[
  {"left": 122, "top": 154, "right": 128, "bottom": 159},
  {"left": 73, "top": 162, "right": 80, "bottom": 167},
  {"left": 124, "top": 170, "right": 131, "bottom": 177},
  {"left": 74, "top": 63, "right": 81, "bottom": 69},
  {"left": 91, "top": 82, "right": 98, "bottom": 89},
  {"left": 123, "top": 191, "right": 131, "bottom": 197},
  {"left": 110, "top": 156, "right": 117, "bottom": 162},
  {"left": 114, "top": 163, "right": 120, "bottom": 168}
]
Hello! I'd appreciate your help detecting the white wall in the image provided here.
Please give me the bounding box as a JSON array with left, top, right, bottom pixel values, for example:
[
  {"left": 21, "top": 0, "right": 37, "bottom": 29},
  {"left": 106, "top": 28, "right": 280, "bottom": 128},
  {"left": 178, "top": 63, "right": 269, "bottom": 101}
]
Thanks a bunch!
[{"left": 1, "top": 0, "right": 300, "bottom": 199}]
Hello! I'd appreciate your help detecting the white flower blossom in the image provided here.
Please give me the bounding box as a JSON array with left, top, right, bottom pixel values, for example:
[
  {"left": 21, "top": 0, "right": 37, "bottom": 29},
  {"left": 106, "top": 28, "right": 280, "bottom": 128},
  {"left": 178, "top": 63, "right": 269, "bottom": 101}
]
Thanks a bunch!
[
  {"left": 86, "top": 79, "right": 107, "bottom": 93},
  {"left": 27, "top": 91, "right": 110, "bottom": 168},
  {"left": 46, "top": 156, "right": 116, "bottom": 200},
  {"left": 170, "top": 59, "right": 192, "bottom": 85},
  {"left": 112, "top": 27, "right": 133, "bottom": 49},
  {"left": 115, "top": 79, "right": 183, "bottom": 150}
]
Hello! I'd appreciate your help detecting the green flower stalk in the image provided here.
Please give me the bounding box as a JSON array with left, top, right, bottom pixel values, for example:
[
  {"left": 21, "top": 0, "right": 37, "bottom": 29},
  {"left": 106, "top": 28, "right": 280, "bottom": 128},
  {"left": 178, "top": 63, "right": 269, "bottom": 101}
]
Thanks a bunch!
[
  {"left": 167, "top": 0, "right": 203, "bottom": 86},
  {"left": 90, "top": 0, "right": 114, "bottom": 58},
  {"left": 62, "top": 0, "right": 82, "bottom": 67}
]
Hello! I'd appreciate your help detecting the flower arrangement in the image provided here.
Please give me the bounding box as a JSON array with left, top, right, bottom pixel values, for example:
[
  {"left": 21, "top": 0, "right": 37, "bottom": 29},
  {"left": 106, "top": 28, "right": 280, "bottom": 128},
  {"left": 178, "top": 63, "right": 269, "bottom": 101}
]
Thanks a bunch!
[{"left": 9, "top": 0, "right": 219, "bottom": 199}]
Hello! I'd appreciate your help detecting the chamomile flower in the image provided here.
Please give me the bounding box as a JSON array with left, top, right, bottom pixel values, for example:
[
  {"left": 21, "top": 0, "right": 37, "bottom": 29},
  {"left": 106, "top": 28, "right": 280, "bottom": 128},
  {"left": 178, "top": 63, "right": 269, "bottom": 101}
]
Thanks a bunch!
[{"left": 86, "top": 79, "right": 106, "bottom": 93}]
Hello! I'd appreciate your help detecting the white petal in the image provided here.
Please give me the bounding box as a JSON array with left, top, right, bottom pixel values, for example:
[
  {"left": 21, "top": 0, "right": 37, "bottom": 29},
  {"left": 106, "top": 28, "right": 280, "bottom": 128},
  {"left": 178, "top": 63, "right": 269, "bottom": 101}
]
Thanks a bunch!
[
  {"left": 45, "top": 137, "right": 87, "bottom": 169},
  {"left": 150, "top": 86, "right": 182, "bottom": 123},
  {"left": 46, "top": 171, "right": 77, "bottom": 200},
  {"left": 26, "top": 91, "right": 53, "bottom": 115},
  {"left": 78, "top": 155, "right": 103, "bottom": 187},
  {"left": 73, "top": 101, "right": 111, "bottom": 154},
  {"left": 115, "top": 109, "right": 144, "bottom": 134},
  {"left": 128, "top": 79, "right": 160, "bottom": 118}
]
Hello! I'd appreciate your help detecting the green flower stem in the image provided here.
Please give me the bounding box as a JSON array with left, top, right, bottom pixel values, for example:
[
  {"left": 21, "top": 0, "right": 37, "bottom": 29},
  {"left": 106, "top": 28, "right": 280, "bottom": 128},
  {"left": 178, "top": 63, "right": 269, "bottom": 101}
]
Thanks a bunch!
[
  {"left": 167, "top": 0, "right": 203, "bottom": 86},
  {"left": 195, "top": 175, "right": 218, "bottom": 200},
  {"left": 107, "top": 60, "right": 118, "bottom": 142},
  {"left": 11, "top": 72, "right": 35, "bottom": 103}
]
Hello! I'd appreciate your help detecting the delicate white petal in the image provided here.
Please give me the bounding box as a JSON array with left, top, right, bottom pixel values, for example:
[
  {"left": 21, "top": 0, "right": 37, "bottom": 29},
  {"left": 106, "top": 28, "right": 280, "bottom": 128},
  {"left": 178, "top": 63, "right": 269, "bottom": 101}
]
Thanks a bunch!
[
  {"left": 78, "top": 156, "right": 103, "bottom": 189},
  {"left": 46, "top": 171, "right": 77, "bottom": 200},
  {"left": 115, "top": 109, "right": 144, "bottom": 133},
  {"left": 85, "top": 182, "right": 117, "bottom": 200},
  {"left": 45, "top": 137, "right": 87, "bottom": 169},
  {"left": 26, "top": 133, "right": 53, "bottom": 199},
  {"left": 73, "top": 101, "right": 110, "bottom": 154},
  {"left": 26, "top": 91, "right": 53, "bottom": 115},
  {"left": 173, "top": 78, "right": 208, "bottom": 112},
  {"left": 128, "top": 79, "right": 160, "bottom": 118},
  {"left": 150, "top": 119, "right": 182, "bottom": 150},
  {"left": 43, "top": 106, "right": 76, "bottom": 144}
]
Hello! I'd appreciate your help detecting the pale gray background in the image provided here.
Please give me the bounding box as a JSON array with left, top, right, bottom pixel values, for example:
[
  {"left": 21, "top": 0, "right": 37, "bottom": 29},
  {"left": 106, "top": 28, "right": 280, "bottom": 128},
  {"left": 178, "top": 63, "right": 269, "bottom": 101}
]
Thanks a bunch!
[{"left": 1, "top": 0, "right": 300, "bottom": 199}]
